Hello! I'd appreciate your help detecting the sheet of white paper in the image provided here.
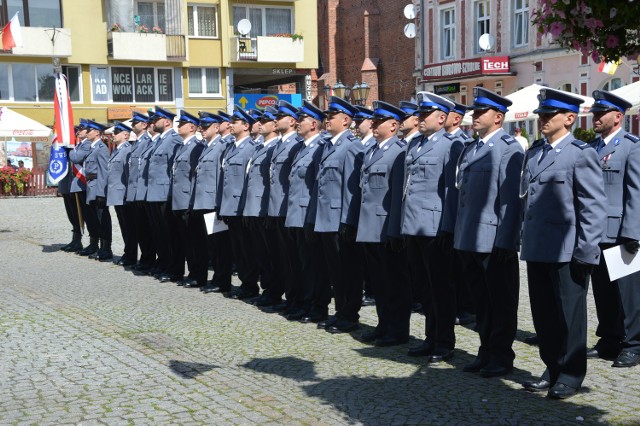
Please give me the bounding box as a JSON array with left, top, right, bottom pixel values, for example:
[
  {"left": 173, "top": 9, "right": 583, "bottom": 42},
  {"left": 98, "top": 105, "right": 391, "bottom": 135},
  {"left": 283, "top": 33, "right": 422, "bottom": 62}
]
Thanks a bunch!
[
  {"left": 203, "top": 212, "right": 228, "bottom": 235},
  {"left": 603, "top": 244, "right": 640, "bottom": 281}
]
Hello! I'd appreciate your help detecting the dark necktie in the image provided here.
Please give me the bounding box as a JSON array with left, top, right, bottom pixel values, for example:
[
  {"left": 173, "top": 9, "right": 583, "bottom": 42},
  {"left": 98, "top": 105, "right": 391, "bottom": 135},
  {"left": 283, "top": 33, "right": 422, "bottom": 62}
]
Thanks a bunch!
[
  {"left": 538, "top": 143, "right": 552, "bottom": 164},
  {"left": 596, "top": 138, "right": 605, "bottom": 153}
]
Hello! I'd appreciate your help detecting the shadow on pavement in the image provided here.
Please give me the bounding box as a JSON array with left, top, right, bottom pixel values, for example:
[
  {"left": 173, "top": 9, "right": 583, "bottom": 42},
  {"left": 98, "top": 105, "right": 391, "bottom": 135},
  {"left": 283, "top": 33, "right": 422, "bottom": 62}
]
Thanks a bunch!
[
  {"left": 41, "top": 243, "right": 66, "bottom": 253},
  {"left": 242, "top": 356, "right": 607, "bottom": 424},
  {"left": 169, "top": 360, "right": 218, "bottom": 379}
]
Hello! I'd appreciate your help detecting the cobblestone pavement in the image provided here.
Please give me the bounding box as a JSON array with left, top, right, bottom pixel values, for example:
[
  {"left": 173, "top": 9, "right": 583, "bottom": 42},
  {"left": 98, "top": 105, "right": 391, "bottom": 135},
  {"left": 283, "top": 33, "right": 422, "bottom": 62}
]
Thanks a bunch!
[{"left": 0, "top": 197, "right": 639, "bottom": 425}]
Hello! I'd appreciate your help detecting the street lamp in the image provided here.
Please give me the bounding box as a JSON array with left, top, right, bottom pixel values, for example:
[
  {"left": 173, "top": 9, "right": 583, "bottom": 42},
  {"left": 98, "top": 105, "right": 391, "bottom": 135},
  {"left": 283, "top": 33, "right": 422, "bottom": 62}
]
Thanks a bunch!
[
  {"left": 326, "top": 80, "right": 371, "bottom": 106},
  {"left": 350, "top": 81, "right": 370, "bottom": 106},
  {"left": 333, "top": 80, "right": 350, "bottom": 100}
]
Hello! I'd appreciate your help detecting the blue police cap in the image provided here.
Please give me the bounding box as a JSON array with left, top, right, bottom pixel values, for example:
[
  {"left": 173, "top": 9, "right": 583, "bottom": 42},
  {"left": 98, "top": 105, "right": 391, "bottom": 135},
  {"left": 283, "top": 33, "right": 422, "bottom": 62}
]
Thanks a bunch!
[
  {"left": 198, "top": 111, "right": 222, "bottom": 126},
  {"left": 78, "top": 118, "right": 88, "bottom": 129},
  {"left": 533, "top": 88, "right": 584, "bottom": 114},
  {"left": 276, "top": 100, "right": 299, "bottom": 120},
  {"left": 261, "top": 106, "right": 279, "bottom": 121},
  {"left": 399, "top": 101, "right": 419, "bottom": 117},
  {"left": 469, "top": 87, "right": 512, "bottom": 113},
  {"left": 297, "top": 101, "right": 326, "bottom": 122},
  {"left": 177, "top": 110, "right": 200, "bottom": 126},
  {"left": 590, "top": 90, "right": 632, "bottom": 113},
  {"left": 416, "top": 92, "right": 455, "bottom": 114},
  {"left": 324, "top": 96, "right": 358, "bottom": 117},
  {"left": 372, "top": 101, "right": 406, "bottom": 121},
  {"left": 85, "top": 120, "right": 107, "bottom": 132},
  {"left": 451, "top": 101, "right": 468, "bottom": 115},
  {"left": 154, "top": 106, "right": 177, "bottom": 120},
  {"left": 231, "top": 105, "right": 257, "bottom": 125},
  {"left": 113, "top": 121, "right": 133, "bottom": 133},
  {"left": 74, "top": 125, "right": 80, "bottom": 133},
  {"left": 354, "top": 106, "right": 375, "bottom": 121},
  {"left": 131, "top": 112, "right": 149, "bottom": 124},
  {"left": 249, "top": 109, "right": 263, "bottom": 121},
  {"left": 217, "top": 111, "right": 232, "bottom": 123}
]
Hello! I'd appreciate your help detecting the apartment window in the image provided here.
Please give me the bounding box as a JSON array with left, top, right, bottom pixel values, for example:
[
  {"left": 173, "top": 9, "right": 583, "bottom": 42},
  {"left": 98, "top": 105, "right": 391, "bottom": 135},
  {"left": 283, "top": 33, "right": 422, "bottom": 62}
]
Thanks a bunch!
[
  {"left": 188, "top": 68, "right": 221, "bottom": 97},
  {"left": 1, "top": 0, "right": 62, "bottom": 27},
  {"left": 232, "top": 6, "right": 293, "bottom": 38},
  {"left": 136, "top": 0, "right": 165, "bottom": 30},
  {"left": 558, "top": 83, "right": 574, "bottom": 93},
  {"left": 0, "top": 62, "right": 80, "bottom": 102},
  {"left": 475, "top": 0, "right": 490, "bottom": 53},
  {"left": 62, "top": 65, "right": 81, "bottom": 103},
  {"left": 602, "top": 78, "right": 623, "bottom": 91},
  {"left": 513, "top": 0, "right": 529, "bottom": 47},
  {"left": 188, "top": 4, "right": 217, "bottom": 38},
  {"left": 441, "top": 8, "right": 455, "bottom": 60},
  {"left": 90, "top": 66, "right": 174, "bottom": 103}
]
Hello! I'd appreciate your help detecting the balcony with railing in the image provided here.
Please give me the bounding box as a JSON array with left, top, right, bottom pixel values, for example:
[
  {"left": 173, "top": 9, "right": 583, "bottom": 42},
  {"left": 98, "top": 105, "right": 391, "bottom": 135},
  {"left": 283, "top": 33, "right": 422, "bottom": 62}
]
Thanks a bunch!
[
  {"left": 7, "top": 27, "right": 72, "bottom": 57},
  {"left": 107, "top": 32, "right": 187, "bottom": 61},
  {"left": 231, "top": 36, "right": 304, "bottom": 63}
]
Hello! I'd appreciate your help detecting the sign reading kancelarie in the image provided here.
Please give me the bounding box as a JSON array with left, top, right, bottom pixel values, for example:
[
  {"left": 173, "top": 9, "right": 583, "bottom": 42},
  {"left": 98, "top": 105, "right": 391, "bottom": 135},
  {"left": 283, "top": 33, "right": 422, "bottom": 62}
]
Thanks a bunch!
[{"left": 422, "top": 56, "right": 510, "bottom": 81}]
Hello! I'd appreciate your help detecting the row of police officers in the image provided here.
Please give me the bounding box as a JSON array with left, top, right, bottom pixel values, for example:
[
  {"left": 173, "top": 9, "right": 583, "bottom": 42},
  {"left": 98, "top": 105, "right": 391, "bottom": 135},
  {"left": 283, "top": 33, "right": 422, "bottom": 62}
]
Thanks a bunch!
[{"left": 56, "top": 86, "right": 640, "bottom": 400}]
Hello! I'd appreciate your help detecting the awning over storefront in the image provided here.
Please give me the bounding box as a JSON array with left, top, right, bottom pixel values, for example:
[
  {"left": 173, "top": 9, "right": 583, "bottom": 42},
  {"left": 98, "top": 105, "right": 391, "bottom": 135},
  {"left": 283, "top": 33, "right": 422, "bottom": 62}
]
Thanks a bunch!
[
  {"left": 0, "top": 107, "right": 51, "bottom": 138},
  {"left": 612, "top": 81, "right": 640, "bottom": 114}
]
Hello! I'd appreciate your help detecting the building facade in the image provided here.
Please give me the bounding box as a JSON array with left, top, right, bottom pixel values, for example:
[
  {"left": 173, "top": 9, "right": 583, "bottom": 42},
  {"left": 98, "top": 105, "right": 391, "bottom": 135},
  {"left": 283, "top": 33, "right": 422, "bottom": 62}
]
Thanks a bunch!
[{"left": 416, "top": 0, "right": 639, "bottom": 135}]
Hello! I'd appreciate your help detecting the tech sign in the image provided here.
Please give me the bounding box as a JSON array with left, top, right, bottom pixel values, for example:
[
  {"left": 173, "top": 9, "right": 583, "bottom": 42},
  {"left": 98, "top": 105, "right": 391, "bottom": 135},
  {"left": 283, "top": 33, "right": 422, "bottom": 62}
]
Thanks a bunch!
[
  {"left": 422, "top": 56, "right": 511, "bottom": 81},
  {"left": 234, "top": 94, "right": 302, "bottom": 110}
]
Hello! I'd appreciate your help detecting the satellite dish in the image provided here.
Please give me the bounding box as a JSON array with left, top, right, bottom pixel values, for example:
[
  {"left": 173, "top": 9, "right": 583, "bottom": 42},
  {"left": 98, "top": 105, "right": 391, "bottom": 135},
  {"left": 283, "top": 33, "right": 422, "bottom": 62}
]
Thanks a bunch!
[
  {"left": 404, "top": 23, "right": 417, "bottom": 39},
  {"left": 478, "top": 33, "right": 495, "bottom": 51},
  {"left": 237, "top": 19, "right": 252, "bottom": 36},
  {"left": 404, "top": 4, "right": 417, "bottom": 19}
]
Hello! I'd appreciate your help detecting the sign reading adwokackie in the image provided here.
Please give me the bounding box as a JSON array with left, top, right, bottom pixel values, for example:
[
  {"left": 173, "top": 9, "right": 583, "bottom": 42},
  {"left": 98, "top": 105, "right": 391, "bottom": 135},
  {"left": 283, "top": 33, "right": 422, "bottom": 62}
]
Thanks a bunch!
[{"left": 422, "top": 56, "right": 510, "bottom": 81}]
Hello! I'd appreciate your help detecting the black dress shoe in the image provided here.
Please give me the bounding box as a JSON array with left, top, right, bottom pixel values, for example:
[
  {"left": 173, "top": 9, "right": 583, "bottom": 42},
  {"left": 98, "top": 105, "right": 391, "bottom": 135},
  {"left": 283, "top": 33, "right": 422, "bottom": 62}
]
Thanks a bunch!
[
  {"left": 260, "top": 302, "right": 289, "bottom": 314},
  {"left": 407, "top": 341, "right": 435, "bottom": 357},
  {"left": 158, "top": 274, "right": 181, "bottom": 283},
  {"left": 358, "top": 330, "right": 383, "bottom": 343},
  {"left": 254, "top": 294, "right": 282, "bottom": 307},
  {"left": 455, "top": 311, "right": 475, "bottom": 325},
  {"left": 524, "top": 335, "right": 539, "bottom": 345},
  {"left": 362, "top": 295, "right": 376, "bottom": 307},
  {"left": 300, "top": 314, "right": 327, "bottom": 324},
  {"left": 587, "top": 346, "right": 618, "bottom": 360},
  {"left": 428, "top": 348, "right": 454, "bottom": 363},
  {"left": 327, "top": 320, "right": 359, "bottom": 334},
  {"left": 612, "top": 351, "right": 640, "bottom": 368},
  {"left": 480, "top": 363, "right": 512, "bottom": 378},
  {"left": 463, "top": 357, "right": 489, "bottom": 373},
  {"left": 183, "top": 279, "right": 203, "bottom": 288},
  {"left": 227, "top": 288, "right": 259, "bottom": 300},
  {"left": 411, "top": 303, "right": 423, "bottom": 314},
  {"left": 317, "top": 316, "right": 339, "bottom": 329},
  {"left": 375, "top": 335, "right": 409, "bottom": 347},
  {"left": 285, "top": 309, "right": 306, "bottom": 321},
  {"left": 207, "top": 286, "right": 231, "bottom": 294},
  {"left": 523, "top": 379, "right": 551, "bottom": 392},
  {"left": 547, "top": 383, "right": 578, "bottom": 399},
  {"left": 118, "top": 258, "right": 137, "bottom": 267}
]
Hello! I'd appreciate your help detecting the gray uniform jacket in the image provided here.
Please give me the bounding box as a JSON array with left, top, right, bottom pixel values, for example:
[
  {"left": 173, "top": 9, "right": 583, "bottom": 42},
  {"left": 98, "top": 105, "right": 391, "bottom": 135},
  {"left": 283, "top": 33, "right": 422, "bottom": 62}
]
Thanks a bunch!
[
  {"left": 310, "top": 131, "right": 364, "bottom": 232},
  {"left": 135, "top": 135, "right": 160, "bottom": 201},
  {"left": 67, "top": 139, "right": 90, "bottom": 193},
  {"left": 401, "top": 128, "right": 463, "bottom": 237},
  {"left": 218, "top": 137, "right": 257, "bottom": 217},
  {"left": 84, "top": 140, "right": 109, "bottom": 203},
  {"left": 356, "top": 136, "right": 406, "bottom": 243},
  {"left": 453, "top": 129, "right": 524, "bottom": 253},
  {"left": 285, "top": 135, "right": 324, "bottom": 228},
  {"left": 268, "top": 133, "right": 304, "bottom": 217},
  {"left": 191, "top": 136, "right": 226, "bottom": 211},
  {"left": 146, "top": 129, "right": 182, "bottom": 202},
  {"left": 242, "top": 140, "right": 276, "bottom": 217},
  {"left": 520, "top": 137, "right": 606, "bottom": 264},
  {"left": 590, "top": 130, "right": 640, "bottom": 243},
  {"left": 171, "top": 136, "right": 205, "bottom": 211},
  {"left": 126, "top": 133, "right": 151, "bottom": 203},
  {"left": 106, "top": 142, "right": 132, "bottom": 207}
]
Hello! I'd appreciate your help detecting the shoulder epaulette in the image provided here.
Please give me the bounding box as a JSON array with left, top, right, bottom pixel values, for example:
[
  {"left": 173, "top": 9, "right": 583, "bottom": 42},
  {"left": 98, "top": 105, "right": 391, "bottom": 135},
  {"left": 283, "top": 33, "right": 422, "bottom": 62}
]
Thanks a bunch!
[
  {"left": 572, "top": 139, "right": 589, "bottom": 149},
  {"left": 530, "top": 139, "right": 545, "bottom": 150},
  {"left": 296, "top": 136, "right": 305, "bottom": 143},
  {"left": 625, "top": 133, "right": 640, "bottom": 143},
  {"left": 501, "top": 135, "right": 516, "bottom": 145},
  {"left": 444, "top": 132, "right": 455, "bottom": 140},
  {"left": 396, "top": 139, "right": 407, "bottom": 147},
  {"left": 346, "top": 133, "right": 358, "bottom": 142}
]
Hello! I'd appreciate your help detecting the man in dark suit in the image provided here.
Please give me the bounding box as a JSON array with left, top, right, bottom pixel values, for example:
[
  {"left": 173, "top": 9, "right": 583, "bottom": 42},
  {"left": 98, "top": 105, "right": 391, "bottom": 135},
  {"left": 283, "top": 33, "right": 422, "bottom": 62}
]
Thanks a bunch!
[
  {"left": 106, "top": 121, "right": 134, "bottom": 265},
  {"left": 355, "top": 101, "right": 410, "bottom": 347},
  {"left": 403, "top": 92, "right": 462, "bottom": 361},
  {"left": 520, "top": 88, "right": 606, "bottom": 399},
  {"left": 454, "top": 88, "right": 524, "bottom": 378},
  {"left": 588, "top": 90, "right": 640, "bottom": 368}
]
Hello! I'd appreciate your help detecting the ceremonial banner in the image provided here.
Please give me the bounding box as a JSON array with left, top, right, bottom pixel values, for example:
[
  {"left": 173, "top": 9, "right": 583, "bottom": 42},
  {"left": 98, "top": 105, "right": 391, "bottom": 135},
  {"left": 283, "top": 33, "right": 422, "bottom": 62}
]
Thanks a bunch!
[{"left": 47, "top": 133, "right": 68, "bottom": 185}]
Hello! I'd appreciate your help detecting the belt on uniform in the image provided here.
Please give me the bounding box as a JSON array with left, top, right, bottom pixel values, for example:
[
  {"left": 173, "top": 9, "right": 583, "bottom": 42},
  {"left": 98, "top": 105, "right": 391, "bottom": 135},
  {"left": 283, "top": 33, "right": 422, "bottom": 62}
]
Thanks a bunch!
[{"left": 85, "top": 173, "right": 98, "bottom": 181}]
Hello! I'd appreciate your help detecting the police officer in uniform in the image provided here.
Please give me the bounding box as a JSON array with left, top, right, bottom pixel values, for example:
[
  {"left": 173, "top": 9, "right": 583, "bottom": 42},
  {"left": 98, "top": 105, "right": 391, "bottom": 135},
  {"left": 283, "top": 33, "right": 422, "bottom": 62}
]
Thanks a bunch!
[
  {"left": 218, "top": 106, "right": 259, "bottom": 299},
  {"left": 172, "top": 110, "right": 206, "bottom": 287},
  {"left": 127, "top": 112, "right": 155, "bottom": 270},
  {"left": 191, "top": 112, "right": 233, "bottom": 294},
  {"left": 311, "top": 96, "right": 365, "bottom": 334},
  {"left": 588, "top": 90, "right": 640, "bottom": 368},
  {"left": 355, "top": 101, "right": 410, "bottom": 346},
  {"left": 249, "top": 109, "right": 265, "bottom": 144},
  {"left": 520, "top": 88, "right": 606, "bottom": 399},
  {"left": 106, "top": 121, "right": 135, "bottom": 264},
  {"left": 59, "top": 124, "right": 85, "bottom": 253},
  {"left": 83, "top": 120, "right": 113, "bottom": 261},
  {"left": 403, "top": 92, "right": 462, "bottom": 361},
  {"left": 454, "top": 88, "right": 523, "bottom": 377}
]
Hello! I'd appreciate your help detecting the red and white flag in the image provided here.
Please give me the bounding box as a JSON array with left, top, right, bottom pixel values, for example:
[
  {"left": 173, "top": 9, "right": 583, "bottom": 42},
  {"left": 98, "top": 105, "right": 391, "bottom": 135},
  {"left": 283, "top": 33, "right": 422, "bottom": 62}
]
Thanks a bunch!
[
  {"left": 53, "top": 73, "right": 76, "bottom": 147},
  {"left": 2, "top": 12, "right": 23, "bottom": 51}
]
